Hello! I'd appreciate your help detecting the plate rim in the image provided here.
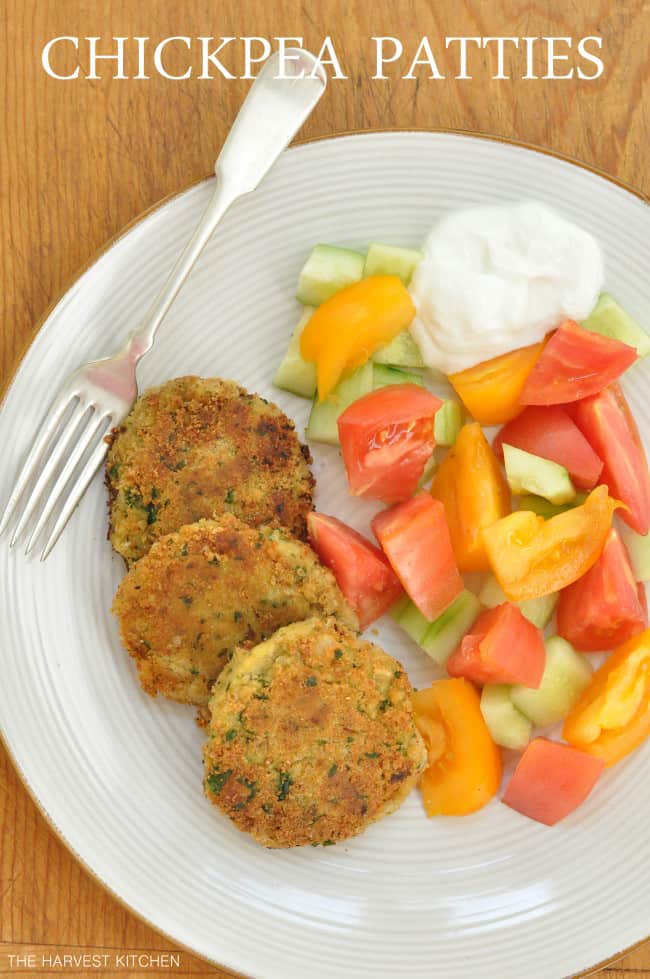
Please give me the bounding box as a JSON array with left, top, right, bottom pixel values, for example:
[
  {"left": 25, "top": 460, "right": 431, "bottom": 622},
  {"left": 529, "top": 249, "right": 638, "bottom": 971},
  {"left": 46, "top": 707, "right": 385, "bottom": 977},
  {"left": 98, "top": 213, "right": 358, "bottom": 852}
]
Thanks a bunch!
[{"left": 1, "top": 127, "right": 648, "bottom": 979}]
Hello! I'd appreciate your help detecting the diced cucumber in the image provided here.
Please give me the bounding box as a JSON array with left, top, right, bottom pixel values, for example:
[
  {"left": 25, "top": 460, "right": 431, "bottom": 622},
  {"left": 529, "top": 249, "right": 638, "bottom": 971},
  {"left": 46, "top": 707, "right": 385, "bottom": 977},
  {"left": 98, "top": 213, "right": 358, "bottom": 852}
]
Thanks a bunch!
[
  {"left": 389, "top": 594, "right": 411, "bottom": 621},
  {"left": 396, "top": 602, "right": 431, "bottom": 645},
  {"left": 393, "top": 590, "right": 482, "bottom": 665},
  {"left": 480, "top": 685, "right": 532, "bottom": 750},
  {"left": 372, "top": 330, "right": 425, "bottom": 368},
  {"left": 363, "top": 243, "right": 423, "bottom": 285},
  {"left": 420, "top": 590, "right": 482, "bottom": 666},
  {"left": 417, "top": 453, "right": 437, "bottom": 489},
  {"left": 478, "top": 574, "right": 558, "bottom": 629},
  {"left": 503, "top": 444, "right": 576, "bottom": 505},
  {"left": 582, "top": 292, "right": 650, "bottom": 358},
  {"left": 296, "top": 244, "right": 365, "bottom": 306},
  {"left": 618, "top": 524, "right": 650, "bottom": 583},
  {"left": 478, "top": 575, "right": 509, "bottom": 609},
  {"left": 306, "top": 362, "right": 374, "bottom": 445},
  {"left": 518, "top": 492, "right": 587, "bottom": 519},
  {"left": 372, "top": 364, "right": 425, "bottom": 389},
  {"left": 273, "top": 307, "right": 317, "bottom": 398},
  {"left": 520, "top": 594, "right": 559, "bottom": 630},
  {"left": 434, "top": 400, "right": 464, "bottom": 447},
  {"left": 511, "top": 636, "right": 592, "bottom": 728}
]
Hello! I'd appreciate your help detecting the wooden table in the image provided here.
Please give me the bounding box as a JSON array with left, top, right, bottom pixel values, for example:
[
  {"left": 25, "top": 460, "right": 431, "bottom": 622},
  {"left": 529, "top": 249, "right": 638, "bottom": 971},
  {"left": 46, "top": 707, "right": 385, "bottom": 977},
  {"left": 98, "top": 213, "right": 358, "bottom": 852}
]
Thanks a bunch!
[{"left": 1, "top": 2, "right": 649, "bottom": 976}]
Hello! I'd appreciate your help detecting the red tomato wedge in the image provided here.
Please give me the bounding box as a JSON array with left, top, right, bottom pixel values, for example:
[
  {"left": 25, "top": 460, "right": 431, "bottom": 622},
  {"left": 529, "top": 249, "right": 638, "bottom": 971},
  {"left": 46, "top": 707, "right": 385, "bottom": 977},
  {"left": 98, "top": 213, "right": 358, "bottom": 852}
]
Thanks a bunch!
[
  {"left": 572, "top": 383, "right": 650, "bottom": 534},
  {"left": 446, "top": 603, "right": 545, "bottom": 687},
  {"left": 372, "top": 495, "right": 463, "bottom": 620},
  {"left": 520, "top": 320, "right": 637, "bottom": 405},
  {"left": 493, "top": 405, "right": 603, "bottom": 490},
  {"left": 307, "top": 512, "right": 403, "bottom": 629},
  {"left": 338, "top": 385, "right": 443, "bottom": 504},
  {"left": 556, "top": 529, "right": 648, "bottom": 651},
  {"left": 502, "top": 738, "right": 604, "bottom": 826}
]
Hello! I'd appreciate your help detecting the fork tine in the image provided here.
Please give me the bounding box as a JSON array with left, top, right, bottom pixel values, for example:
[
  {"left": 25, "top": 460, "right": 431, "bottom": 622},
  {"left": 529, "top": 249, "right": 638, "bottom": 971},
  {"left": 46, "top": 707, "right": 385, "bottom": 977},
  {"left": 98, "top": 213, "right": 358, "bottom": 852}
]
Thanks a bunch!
[
  {"left": 9, "top": 400, "right": 90, "bottom": 547},
  {"left": 25, "top": 412, "right": 110, "bottom": 555},
  {"left": 40, "top": 431, "right": 111, "bottom": 561},
  {"left": 0, "top": 392, "right": 78, "bottom": 537}
]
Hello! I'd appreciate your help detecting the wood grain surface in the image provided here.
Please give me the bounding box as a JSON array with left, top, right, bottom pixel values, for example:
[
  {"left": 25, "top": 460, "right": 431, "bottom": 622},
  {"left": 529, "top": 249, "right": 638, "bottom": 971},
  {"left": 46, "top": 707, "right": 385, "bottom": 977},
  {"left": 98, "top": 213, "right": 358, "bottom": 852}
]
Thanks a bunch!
[{"left": 1, "top": 1, "right": 649, "bottom": 976}]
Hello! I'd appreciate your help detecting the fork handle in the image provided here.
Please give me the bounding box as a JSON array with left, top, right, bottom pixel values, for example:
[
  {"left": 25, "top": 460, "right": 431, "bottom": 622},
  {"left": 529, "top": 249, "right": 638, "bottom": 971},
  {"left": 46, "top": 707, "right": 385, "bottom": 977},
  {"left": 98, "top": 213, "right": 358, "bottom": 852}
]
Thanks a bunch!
[
  {"left": 124, "top": 48, "right": 326, "bottom": 363},
  {"left": 125, "top": 183, "right": 233, "bottom": 361}
]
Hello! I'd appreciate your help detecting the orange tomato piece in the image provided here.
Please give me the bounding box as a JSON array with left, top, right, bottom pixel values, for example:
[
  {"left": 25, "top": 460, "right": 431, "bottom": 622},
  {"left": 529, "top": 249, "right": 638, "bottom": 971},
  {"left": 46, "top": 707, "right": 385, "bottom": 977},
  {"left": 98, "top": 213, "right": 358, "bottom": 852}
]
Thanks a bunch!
[
  {"left": 482, "top": 485, "right": 619, "bottom": 602},
  {"left": 300, "top": 275, "right": 416, "bottom": 401},
  {"left": 448, "top": 340, "right": 546, "bottom": 425},
  {"left": 431, "top": 422, "right": 510, "bottom": 572},
  {"left": 412, "top": 678, "right": 502, "bottom": 816},
  {"left": 563, "top": 628, "right": 650, "bottom": 766}
]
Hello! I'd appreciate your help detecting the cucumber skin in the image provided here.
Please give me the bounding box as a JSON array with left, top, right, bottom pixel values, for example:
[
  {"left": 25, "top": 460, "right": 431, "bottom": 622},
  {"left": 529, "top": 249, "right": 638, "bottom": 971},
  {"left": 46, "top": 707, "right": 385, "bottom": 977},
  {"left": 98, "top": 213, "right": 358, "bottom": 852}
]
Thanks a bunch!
[
  {"left": 372, "top": 364, "right": 425, "bottom": 389},
  {"left": 503, "top": 443, "right": 576, "bottom": 506},
  {"left": 518, "top": 493, "right": 587, "bottom": 519},
  {"left": 363, "top": 243, "right": 423, "bottom": 285},
  {"left": 272, "top": 308, "right": 317, "bottom": 399},
  {"left": 510, "top": 636, "right": 592, "bottom": 727},
  {"left": 372, "top": 330, "right": 425, "bottom": 368},
  {"left": 420, "top": 590, "right": 482, "bottom": 666},
  {"left": 393, "top": 590, "right": 481, "bottom": 667},
  {"left": 480, "top": 685, "right": 532, "bottom": 750},
  {"left": 398, "top": 602, "right": 431, "bottom": 645},
  {"left": 582, "top": 292, "right": 650, "bottom": 358},
  {"left": 296, "top": 244, "right": 365, "bottom": 306}
]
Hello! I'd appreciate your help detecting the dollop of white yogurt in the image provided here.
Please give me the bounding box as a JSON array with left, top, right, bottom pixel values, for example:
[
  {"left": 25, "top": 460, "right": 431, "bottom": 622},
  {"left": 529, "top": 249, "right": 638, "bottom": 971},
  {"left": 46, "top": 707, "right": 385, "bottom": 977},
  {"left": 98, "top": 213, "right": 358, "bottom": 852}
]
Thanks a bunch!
[{"left": 409, "top": 201, "right": 604, "bottom": 375}]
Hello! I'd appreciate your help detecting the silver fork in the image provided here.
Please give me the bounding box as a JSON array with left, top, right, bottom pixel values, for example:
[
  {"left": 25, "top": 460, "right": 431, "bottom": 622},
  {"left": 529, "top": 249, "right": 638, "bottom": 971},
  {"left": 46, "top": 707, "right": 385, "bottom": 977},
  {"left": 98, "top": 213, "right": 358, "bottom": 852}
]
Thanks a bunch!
[{"left": 0, "top": 49, "right": 326, "bottom": 560}]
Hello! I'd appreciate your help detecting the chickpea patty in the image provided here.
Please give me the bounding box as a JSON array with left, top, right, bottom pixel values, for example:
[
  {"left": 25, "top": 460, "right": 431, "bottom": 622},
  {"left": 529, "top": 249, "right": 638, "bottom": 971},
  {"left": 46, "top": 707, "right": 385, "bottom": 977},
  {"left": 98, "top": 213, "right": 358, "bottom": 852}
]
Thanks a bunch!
[
  {"left": 203, "top": 618, "right": 428, "bottom": 848},
  {"left": 111, "top": 516, "right": 358, "bottom": 710},
  {"left": 106, "top": 376, "right": 314, "bottom": 564}
]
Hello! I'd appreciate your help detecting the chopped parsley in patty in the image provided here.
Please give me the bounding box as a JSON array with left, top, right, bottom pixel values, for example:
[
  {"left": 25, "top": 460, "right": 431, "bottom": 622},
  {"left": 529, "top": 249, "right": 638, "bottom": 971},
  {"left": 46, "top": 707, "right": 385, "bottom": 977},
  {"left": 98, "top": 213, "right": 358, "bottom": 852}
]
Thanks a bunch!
[{"left": 203, "top": 618, "right": 427, "bottom": 848}]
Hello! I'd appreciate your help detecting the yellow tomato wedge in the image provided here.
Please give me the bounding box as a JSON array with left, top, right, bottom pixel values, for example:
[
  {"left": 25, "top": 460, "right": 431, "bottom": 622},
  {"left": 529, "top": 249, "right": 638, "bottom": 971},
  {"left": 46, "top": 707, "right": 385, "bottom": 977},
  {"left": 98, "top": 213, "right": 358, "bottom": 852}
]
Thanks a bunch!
[
  {"left": 563, "top": 629, "right": 650, "bottom": 766},
  {"left": 413, "top": 678, "right": 502, "bottom": 816},
  {"left": 431, "top": 422, "right": 511, "bottom": 572},
  {"left": 482, "top": 485, "right": 619, "bottom": 602},
  {"left": 300, "top": 275, "right": 415, "bottom": 401},
  {"left": 448, "top": 341, "right": 546, "bottom": 425}
]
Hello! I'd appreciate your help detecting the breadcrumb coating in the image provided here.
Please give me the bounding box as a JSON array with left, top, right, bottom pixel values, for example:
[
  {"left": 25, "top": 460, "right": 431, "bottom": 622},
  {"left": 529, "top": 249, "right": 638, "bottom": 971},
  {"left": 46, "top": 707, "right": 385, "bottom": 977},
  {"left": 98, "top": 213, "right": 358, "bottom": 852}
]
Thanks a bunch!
[
  {"left": 106, "top": 376, "right": 314, "bottom": 564},
  {"left": 203, "top": 618, "right": 427, "bottom": 848}
]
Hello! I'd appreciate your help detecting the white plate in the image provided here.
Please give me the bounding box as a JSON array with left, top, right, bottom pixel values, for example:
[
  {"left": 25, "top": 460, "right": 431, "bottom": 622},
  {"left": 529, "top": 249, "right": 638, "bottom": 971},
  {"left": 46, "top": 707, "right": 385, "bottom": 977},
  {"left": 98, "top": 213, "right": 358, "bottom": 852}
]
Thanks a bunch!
[{"left": 1, "top": 133, "right": 649, "bottom": 979}]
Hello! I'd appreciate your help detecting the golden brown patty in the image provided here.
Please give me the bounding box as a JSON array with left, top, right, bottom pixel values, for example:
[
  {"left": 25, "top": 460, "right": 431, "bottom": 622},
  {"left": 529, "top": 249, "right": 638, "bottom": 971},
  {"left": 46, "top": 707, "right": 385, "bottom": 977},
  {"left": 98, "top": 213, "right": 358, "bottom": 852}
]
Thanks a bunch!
[
  {"left": 106, "top": 376, "right": 314, "bottom": 564},
  {"left": 203, "top": 618, "right": 427, "bottom": 848},
  {"left": 111, "top": 516, "right": 358, "bottom": 710}
]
